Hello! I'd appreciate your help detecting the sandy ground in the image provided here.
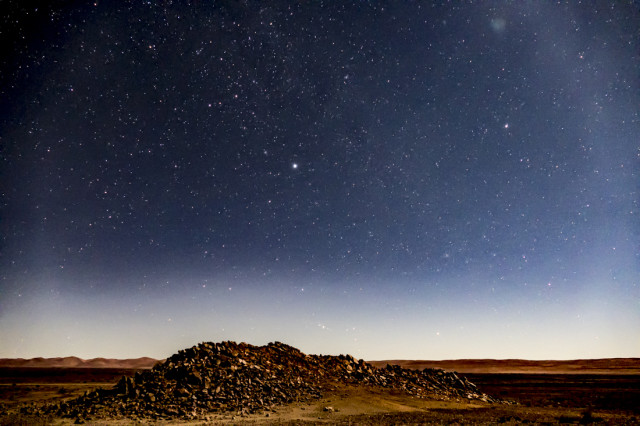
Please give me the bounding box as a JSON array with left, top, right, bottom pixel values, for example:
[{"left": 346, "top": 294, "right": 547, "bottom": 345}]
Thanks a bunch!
[{"left": 4, "top": 383, "right": 639, "bottom": 425}]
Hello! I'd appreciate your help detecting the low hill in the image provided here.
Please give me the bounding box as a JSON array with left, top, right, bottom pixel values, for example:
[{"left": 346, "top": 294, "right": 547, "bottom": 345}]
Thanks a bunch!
[
  {"left": 4, "top": 355, "right": 637, "bottom": 374},
  {"left": 0, "top": 357, "right": 159, "bottom": 369}
]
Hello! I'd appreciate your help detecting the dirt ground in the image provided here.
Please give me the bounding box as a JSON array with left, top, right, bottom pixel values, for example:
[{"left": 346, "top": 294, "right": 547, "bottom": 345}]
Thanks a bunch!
[
  {"left": 1, "top": 367, "right": 639, "bottom": 425},
  {"left": 368, "top": 358, "right": 640, "bottom": 375}
]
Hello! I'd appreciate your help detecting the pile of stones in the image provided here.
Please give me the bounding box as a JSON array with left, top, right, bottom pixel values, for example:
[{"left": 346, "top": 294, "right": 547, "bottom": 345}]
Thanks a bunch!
[{"left": 24, "top": 341, "right": 499, "bottom": 421}]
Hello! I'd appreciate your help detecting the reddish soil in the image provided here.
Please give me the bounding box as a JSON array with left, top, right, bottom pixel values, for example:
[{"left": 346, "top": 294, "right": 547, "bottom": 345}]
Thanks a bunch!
[
  {"left": 368, "top": 357, "right": 640, "bottom": 374},
  {"left": 1, "top": 358, "right": 639, "bottom": 424},
  {"left": 465, "top": 373, "right": 640, "bottom": 412}
]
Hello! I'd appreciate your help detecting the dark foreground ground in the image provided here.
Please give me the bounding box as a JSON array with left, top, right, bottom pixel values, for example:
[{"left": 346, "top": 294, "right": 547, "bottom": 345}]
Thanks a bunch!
[
  {"left": 1, "top": 367, "right": 639, "bottom": 424},
  {"left": 466, "top": 373, "right": 640, "bottom": 413}
]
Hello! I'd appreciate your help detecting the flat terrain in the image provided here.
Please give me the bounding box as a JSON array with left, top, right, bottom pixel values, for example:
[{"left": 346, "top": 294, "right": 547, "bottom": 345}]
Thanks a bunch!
[
  {"left": 466, "top": 373, "right": 640, "bottom": 412},
  {"left": 369, "top": 357, "right": 640, "bottom": 374},
  {"left": 1, "top": 359, "right": 639, "bottom": 424},
  {"left": 0, "top": 367, "right": 140, "bottom": 408}
]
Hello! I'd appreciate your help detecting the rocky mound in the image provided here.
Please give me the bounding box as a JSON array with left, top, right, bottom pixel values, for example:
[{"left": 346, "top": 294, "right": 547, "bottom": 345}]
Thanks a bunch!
[{"left": 31, "top": 341, "right": 498, "bottom": 421}]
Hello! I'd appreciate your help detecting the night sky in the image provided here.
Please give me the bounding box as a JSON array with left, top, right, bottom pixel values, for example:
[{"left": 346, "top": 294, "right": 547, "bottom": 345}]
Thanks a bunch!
[{"left": 1, "top": 1, "right": 639, "bottom": 360}]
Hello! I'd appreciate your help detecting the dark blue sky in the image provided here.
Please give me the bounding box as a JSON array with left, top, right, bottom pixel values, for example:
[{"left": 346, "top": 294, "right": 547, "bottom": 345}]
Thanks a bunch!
[{"left": 1, "top": 1, "right": 638, "bottom": 359}]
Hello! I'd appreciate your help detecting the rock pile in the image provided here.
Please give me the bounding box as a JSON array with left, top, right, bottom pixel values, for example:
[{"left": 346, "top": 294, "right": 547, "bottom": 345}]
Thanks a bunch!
[{"left": 27, "top": 341, "right": 498, "bottom": 421}]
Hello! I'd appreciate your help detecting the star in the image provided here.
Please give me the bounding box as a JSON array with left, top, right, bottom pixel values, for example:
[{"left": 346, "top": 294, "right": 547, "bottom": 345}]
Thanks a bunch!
[{"left": 0, "top": 1, "right": 636, "bottom": 361}]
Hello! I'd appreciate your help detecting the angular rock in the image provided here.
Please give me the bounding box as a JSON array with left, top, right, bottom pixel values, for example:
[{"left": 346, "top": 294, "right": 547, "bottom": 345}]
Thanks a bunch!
[{"left": 12, "top": 340, "right": 499, "bottom": 421}]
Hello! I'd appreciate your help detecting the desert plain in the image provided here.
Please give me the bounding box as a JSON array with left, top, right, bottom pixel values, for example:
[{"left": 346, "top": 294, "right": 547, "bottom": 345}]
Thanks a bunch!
[{"left": 0, "top": 343, "right": 638, "bottom": 425}]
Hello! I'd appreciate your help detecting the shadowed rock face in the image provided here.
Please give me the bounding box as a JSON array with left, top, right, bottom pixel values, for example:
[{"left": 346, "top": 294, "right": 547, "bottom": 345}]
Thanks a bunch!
[{"left": 33, "top": 341, "right": 497, "bottom": 421}]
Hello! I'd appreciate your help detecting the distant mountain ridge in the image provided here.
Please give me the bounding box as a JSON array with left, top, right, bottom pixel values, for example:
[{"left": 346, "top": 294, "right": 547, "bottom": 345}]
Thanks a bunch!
[
  {"left": 0, "top": 356, "right": 159, "bottom": 369},
  {"left": 2, "top": 356, "right": 638, "bottom": 373}
]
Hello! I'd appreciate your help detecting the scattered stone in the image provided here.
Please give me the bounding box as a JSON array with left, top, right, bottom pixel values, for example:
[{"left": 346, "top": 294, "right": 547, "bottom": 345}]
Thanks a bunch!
[{"left": 9, "top": 341, "right": 500, "bottom": 421}]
